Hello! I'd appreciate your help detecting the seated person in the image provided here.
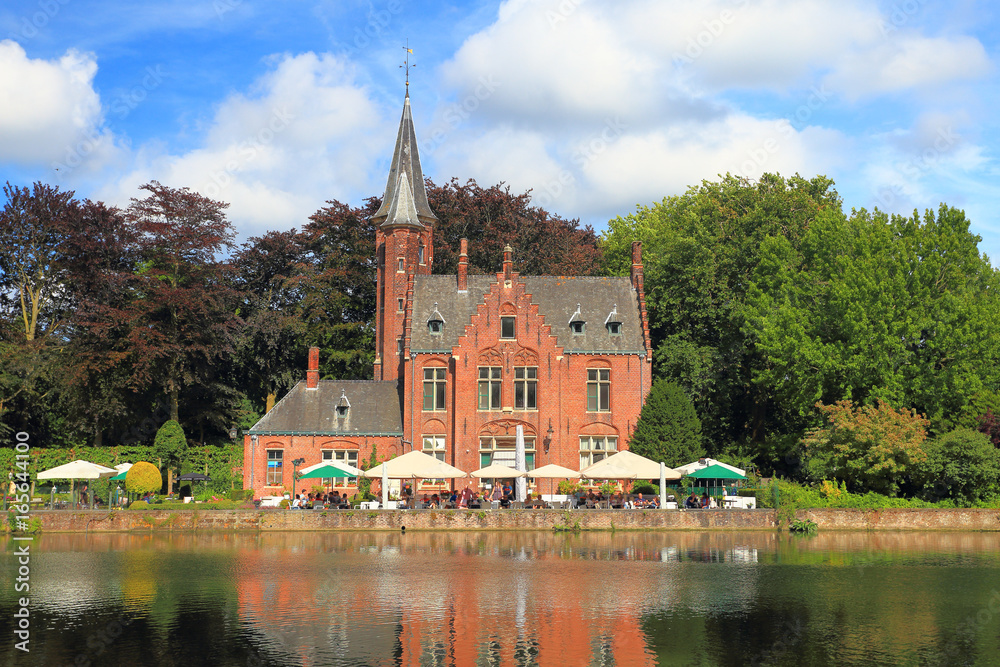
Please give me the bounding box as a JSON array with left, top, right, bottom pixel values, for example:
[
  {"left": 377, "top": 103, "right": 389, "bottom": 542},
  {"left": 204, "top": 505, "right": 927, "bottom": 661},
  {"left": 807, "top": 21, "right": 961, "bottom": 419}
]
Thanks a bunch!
[
  {"left": 290, "top": 494, "right": 302, "bottom": 509},
  {"left": 685, "top": 493, "right": 700, "bottom": 509},
  {"left": 700, "top": 493, "right": 710, "bottom": 508},
  {"left": 428, "top": 494, "right": 440, "bottom": 509},
  {"left": 648, "top": 496, "right": 660, "bottom": 509}
]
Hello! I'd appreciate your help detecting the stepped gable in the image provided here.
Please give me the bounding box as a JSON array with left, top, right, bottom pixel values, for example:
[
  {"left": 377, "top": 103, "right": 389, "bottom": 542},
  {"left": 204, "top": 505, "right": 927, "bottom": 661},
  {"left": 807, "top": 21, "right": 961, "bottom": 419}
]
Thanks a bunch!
[{"left": 249, "top": 380, "right": 402, "bottom": 436}]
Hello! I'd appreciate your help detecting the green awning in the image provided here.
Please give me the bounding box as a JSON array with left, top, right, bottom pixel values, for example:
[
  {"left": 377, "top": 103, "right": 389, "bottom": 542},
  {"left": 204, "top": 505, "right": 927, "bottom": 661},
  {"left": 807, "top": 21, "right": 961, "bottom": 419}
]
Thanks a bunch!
[
  {"left": 109, "top": 471, "right": 128, "bottom": 481},
  {"left": 685, "top": 464, "right": 746, "bottom": 480}
]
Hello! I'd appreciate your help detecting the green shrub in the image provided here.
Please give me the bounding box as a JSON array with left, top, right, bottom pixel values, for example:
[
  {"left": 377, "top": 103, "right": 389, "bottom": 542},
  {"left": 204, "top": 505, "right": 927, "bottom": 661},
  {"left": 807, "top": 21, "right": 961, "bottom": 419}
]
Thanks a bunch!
[
  {"left": 126, "top": 462, "right": 162, "bottom": 494},
  {"left": 557, "top": 480, "right": 582, "bottom": 495},
  {"left": 227, "top": 488, "right": 253, "bottom": 502},
  {"left": 633, "top": 483, "right": 657, "bottom": 495}
]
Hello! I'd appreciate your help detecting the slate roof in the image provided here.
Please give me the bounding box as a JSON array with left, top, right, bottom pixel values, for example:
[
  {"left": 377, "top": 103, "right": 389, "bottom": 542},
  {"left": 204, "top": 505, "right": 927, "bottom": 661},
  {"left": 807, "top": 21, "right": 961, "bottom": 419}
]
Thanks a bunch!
[
  {"left": 248, "top": 380, "right": 403, "bottom": 436},
  {"left": 409, "top": 274, "right": 647, "bottom": 354},
  {"left": 372, "top": 94, "right": 436, "bottom": 227}
]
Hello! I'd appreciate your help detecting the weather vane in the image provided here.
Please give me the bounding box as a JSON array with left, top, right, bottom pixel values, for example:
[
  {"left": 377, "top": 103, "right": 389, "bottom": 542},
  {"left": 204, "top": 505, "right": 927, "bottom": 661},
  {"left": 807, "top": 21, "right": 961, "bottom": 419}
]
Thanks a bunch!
[{"left": 401, "top": 40, "right": 414, "bottom": 93}]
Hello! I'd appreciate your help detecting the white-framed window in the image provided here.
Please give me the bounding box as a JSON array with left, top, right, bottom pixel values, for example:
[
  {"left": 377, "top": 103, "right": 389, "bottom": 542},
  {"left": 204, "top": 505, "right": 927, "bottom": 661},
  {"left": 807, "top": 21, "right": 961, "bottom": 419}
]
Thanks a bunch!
[
  {"left": 397, "top": 258, "right": 405, "bottom": 272},
  {"left": 478, "top": 367, "right": 502, "bottom": 410},
  {"left": 514, "top": 366, "right": 537, "bottom": 410},
  {"left": 321, "top": 450, "right": 358, "bottom": 488},
  {"left": 397, "top": 298, "right": 404, "bottom": 312},
  {"left": 422, "top": 435, "right": 446, "bottom": 487},
  {"left": 418, "top": 242, "right": 425, "bottom": 265},
  {"left": 587, "top": 368, "right": 610, "bottom": 412},
  {"left": 479, "top": 436, "right": 535, "bottom": 472},
  {"left": 423, "top": 367, "right": 446, "bottom": 411},
  {"left": 266, "top": 450, "right": 283, "bottom": 485},
  {"left": 579, "top": 436, "right": 617, "bottom": 469}
]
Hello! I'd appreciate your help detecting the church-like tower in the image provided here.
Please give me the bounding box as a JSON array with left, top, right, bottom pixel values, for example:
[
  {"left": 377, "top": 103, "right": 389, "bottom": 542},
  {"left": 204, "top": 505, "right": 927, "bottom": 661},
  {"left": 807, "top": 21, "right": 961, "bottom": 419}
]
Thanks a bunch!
[{"left": 373, "top": 92, "right": 437, "bottom": 382}]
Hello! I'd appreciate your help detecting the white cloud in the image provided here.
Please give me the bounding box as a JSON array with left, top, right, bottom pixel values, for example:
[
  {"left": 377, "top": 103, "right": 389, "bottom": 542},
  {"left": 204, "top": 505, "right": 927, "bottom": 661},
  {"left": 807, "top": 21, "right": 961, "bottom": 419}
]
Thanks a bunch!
[
  {"left": 0, "top": 40, "right": 117, "bottom": 170},
  {"left": 97, "top": 52, "right": 389, "bottom": 239},
  {"left": 828, "top": 35, "right": 992, "bottom": 100}
]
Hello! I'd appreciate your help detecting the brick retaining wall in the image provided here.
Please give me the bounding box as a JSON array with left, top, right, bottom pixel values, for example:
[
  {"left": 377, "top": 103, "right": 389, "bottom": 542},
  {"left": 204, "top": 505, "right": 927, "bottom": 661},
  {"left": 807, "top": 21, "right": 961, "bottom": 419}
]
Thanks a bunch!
[{"left": 14, "top": 507, "right": 1000, "bottom": 533}]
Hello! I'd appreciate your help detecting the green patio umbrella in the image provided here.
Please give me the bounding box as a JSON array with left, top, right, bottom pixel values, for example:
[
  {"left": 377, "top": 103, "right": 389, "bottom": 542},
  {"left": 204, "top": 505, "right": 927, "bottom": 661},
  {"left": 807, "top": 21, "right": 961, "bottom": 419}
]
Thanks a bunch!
[
  {"left": 685, "top": 464, "right": 746, "bottom": 480},
  {"left": 297, "top": 463, "right": 357, "bottom": 480},
  {"left": 109, "top": 471, "right": 128, "bottom": 481}
]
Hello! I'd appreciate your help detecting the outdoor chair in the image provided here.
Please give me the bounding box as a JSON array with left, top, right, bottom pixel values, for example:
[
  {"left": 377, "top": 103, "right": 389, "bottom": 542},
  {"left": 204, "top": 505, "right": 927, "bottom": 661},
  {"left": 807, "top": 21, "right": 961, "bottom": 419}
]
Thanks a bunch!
[{"left": 509, "top": 501, "right": 524, "bottom": 509}]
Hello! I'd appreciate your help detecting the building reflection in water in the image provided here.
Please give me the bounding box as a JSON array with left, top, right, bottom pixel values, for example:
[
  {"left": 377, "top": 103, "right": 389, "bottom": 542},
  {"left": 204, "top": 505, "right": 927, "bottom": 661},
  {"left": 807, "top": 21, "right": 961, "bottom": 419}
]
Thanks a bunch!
[{"left": 230, "top": 531, "right": 768, "bottom": 666}]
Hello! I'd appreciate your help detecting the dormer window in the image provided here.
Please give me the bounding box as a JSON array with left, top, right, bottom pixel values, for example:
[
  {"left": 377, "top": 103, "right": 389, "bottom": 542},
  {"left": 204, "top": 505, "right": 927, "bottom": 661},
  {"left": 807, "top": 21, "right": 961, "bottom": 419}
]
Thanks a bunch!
[
  {"left": 569, "top": 304, "right": 585, "bottom": 335},
  {"left": 428, "top": 303, "right": 445, "bottom": 335},
  {"left": 605, "top": 304, "right": 622, "bottom": 336},
  {"left": 336, "top": 390, "right": 351, "bottom": 419}
]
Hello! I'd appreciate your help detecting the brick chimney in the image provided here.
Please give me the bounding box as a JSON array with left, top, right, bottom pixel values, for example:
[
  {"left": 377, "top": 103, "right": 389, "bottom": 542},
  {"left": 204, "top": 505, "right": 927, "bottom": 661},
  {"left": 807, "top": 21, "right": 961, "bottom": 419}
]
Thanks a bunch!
[
  {"left": 503, "top": 244, "right": 512, "bottom": 283},
  {"left": 630, "top": 241, "right": 643, "bottom": 292},
  {"left": 457, "top": 238, "right": 468, "bottom": 291},
  {"left": 306, "top": 346, "right": 319, "bottom": 389}
]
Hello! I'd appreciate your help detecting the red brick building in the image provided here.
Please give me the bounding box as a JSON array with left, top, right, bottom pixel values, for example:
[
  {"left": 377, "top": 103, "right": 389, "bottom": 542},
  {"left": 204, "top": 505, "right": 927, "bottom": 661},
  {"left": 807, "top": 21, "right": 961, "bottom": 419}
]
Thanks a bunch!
[{"left": 242, "top": 93, "right": 652, "bottom": 498}]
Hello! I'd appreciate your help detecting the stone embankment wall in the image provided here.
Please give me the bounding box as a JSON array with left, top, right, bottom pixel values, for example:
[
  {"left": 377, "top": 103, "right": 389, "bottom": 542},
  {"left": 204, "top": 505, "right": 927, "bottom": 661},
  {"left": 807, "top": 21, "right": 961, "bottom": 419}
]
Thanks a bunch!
[{"left": 19, "top": 507, "right": 1000, "bottom": 533}]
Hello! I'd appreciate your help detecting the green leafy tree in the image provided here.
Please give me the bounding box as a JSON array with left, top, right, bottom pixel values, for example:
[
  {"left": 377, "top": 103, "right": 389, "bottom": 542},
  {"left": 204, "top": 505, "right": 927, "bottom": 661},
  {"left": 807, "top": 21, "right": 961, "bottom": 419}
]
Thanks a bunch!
[
  {"left": 914, "top": 428, "right": 1000, "bottom": 503},
  {"left": 153, "top": 419, "right": 187, "bottom": 493},
  {"left": 600, "top": 173, "right": 841, "bottom": 452},
  {"left": 744, "top": 205, "right": 1000, "bottom": 436},
  {"left": 629, "top": 380, "right": 704, "bottom": 466},
  {"left": 799, "top": 400, "right": 929, "bottom": 494},
  {"left": 126, "top": 461, "right": 162, "bottom": 495}
]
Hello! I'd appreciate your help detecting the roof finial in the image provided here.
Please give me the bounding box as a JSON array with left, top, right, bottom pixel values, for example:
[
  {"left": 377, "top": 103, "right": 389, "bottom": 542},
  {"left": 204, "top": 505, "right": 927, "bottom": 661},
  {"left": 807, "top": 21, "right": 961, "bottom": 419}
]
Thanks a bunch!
[{"left": 401, "top": 41, "right": 414, "bottom": 96}]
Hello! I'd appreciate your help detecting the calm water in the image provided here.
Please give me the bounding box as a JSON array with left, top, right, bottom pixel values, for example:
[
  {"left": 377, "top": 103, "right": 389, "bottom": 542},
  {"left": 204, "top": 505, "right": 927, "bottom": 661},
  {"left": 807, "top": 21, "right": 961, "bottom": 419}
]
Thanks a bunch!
[{"left": 2, "top": 530, "right": 999, "bottom": 667}]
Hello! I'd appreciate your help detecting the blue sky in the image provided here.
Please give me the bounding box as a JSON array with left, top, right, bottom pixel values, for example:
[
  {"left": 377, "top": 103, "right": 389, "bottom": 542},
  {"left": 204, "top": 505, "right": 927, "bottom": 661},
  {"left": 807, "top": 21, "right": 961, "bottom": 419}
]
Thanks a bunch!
[{"left": 1, "top": 0, "right": 998, "bottom": 264}]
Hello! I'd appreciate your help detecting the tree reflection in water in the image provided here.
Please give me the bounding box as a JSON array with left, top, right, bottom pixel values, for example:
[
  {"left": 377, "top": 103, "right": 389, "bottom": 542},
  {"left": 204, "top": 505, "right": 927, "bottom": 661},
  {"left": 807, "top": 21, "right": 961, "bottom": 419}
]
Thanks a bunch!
[{"left": 0, "top": 531, "right": 998, "bottom": 666}]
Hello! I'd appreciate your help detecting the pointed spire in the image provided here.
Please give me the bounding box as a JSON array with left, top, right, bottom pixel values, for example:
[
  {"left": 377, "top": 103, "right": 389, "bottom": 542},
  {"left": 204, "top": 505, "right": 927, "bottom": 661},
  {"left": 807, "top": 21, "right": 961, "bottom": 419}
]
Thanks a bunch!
[{"left": 373, "top": 95, "right": 437, "bottom": 228}]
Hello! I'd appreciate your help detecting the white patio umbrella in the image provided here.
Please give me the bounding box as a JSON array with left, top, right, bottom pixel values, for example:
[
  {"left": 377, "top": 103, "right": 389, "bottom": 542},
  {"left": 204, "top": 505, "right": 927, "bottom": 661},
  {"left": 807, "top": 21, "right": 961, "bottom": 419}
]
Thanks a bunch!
[
  {"left": 37, "top": 460, "right": 117, "bottom": 480},
  {"left": 362, "top": 450, "right": 467, "bottom": 479},
  {"left": 581, "top": 450, "right": 683, "bottom": 481},
  {"left": 529, "top": 463, "right": 581, "bottom": 497},
  {"left": 37, "top": 460, "right": 117, "bottom": 509},
  {"left": 515, "top": 425, "right": 527, "bottom": 502},
  {"left": 470, "top": 464, "right": 526, "bottom": 478}
]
